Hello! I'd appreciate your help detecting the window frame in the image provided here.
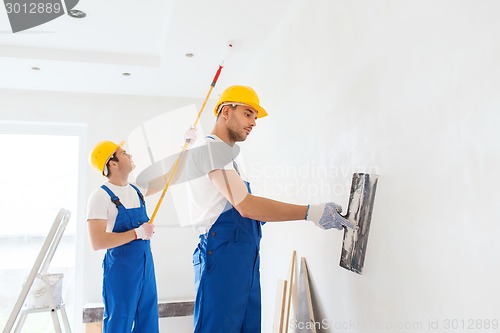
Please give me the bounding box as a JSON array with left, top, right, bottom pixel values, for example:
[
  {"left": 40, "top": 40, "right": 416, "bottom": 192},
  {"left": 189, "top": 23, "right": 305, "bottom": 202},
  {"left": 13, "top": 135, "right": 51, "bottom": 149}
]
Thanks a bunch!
[{"left": 0, "top": 120, "right": 86, "bottom": 333}]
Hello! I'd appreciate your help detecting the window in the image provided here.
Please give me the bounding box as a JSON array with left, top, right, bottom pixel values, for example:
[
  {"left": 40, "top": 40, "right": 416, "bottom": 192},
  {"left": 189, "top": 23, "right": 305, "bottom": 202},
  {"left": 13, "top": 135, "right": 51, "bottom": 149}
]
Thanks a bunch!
[{"left": 0, "top": 122, "right": 85, "bottom": 332}]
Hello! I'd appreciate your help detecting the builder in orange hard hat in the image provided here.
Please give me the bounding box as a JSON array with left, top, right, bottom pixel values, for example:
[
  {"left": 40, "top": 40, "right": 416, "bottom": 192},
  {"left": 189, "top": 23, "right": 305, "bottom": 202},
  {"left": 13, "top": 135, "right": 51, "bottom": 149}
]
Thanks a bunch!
[
  {"left": 86, "top": 132, "right": 195, "bottom": 332},
  {"left": 184, "top": 85, "right": 353, "bottom": 333}
]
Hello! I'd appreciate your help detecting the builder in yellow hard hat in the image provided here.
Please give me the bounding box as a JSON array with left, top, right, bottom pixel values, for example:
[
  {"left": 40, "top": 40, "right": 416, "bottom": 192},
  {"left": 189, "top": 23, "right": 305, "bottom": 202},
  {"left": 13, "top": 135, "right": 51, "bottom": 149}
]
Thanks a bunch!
[
  {"left": 184, "top": 85, "right": 353, "bottom": 333},
  {"left": 86, "top": 136, "right": 194, "bottom": 332}
]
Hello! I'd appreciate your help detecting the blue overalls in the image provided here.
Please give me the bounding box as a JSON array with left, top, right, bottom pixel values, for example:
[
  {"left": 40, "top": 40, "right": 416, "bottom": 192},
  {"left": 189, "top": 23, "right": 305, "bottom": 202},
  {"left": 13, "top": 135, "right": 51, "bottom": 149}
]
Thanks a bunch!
[
  {"left": 100, "top": 184, "right": 159, "bottom": 333},
  {"left": 193, "top": 182, "right": 263, "bottom": 333}
]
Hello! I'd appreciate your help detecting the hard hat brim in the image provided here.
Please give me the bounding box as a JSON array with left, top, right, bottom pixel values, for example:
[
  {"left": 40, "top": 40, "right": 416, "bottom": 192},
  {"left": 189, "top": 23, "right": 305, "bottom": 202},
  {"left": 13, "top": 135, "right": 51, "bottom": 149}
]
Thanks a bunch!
[
  {"left": 215, "top": 102, "right": 268, "bottom": 118},
  {"left": 247, "top": 103, "right": 268, "bottom": 118}
]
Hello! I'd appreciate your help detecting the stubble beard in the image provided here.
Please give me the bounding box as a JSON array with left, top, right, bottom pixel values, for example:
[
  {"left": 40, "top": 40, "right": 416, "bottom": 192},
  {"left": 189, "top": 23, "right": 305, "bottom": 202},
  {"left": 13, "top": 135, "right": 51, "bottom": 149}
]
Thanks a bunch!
[{"left": 227, "top": 126, "right": 247, "bottom": 142}]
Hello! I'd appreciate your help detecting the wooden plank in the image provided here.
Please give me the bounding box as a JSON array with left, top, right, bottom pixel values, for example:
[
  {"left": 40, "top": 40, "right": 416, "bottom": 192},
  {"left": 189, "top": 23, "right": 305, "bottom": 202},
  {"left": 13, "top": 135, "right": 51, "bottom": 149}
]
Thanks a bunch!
[
  {"left": 82, "top": 300, "right": 194, "bottom": 323},
  {"left": 158, "top": 301, "right": 195, "bottom": 317},
  {"left": 296, "top": 257, "right": 317, "bottom": 333},
  {"left": 84, "top": 321, "right": 102, "bottom": 333},
  {"left": 284, "top": 250, "right": 296, "bottom": 333},
  {"left": 272, "top": 279, "right": 287, "bottom": 333}
]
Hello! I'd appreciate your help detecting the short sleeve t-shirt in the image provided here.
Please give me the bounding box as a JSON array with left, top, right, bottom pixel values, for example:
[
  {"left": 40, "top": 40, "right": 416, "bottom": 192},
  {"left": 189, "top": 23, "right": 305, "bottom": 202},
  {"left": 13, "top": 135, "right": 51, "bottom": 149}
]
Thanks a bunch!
[
  {"left": 180, "top": 135, "right": 247, "bottom": 234},
  {"left": 87, "top": 182, "right": 147, "bottom": 232}
]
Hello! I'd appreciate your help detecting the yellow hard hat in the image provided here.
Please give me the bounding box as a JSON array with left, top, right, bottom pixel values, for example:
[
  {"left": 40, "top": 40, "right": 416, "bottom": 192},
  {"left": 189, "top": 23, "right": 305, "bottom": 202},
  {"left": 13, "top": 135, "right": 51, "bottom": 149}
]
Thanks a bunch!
[
  {"left": 89, "top": 140, "right": 124, "bottom": 176},
  {"left": 214, "top": 85, "right": 268, "bottom": 118}
]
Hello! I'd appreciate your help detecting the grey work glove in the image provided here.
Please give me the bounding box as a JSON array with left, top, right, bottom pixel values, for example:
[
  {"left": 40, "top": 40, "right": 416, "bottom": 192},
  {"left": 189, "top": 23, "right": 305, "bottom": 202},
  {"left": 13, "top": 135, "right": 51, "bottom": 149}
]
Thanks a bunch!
[
  {"left": 306, "top": 202, "right": 355, "bottom": 230},
  {"left": 134, "top": 223, "right": 155, "bottom": 240}
]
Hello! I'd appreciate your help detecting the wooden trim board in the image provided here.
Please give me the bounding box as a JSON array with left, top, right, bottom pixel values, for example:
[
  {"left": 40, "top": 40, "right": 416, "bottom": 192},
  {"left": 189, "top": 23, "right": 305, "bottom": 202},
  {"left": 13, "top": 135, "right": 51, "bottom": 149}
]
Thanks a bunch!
[
  {"left": 284, "top": 250, "right": 296, "bottom": 333},
  {"left": 273, "top": 279, "right": 288, "bottom": 333},
  {"left": 296, "top": 257, "right": 317, "bottom": 333}
]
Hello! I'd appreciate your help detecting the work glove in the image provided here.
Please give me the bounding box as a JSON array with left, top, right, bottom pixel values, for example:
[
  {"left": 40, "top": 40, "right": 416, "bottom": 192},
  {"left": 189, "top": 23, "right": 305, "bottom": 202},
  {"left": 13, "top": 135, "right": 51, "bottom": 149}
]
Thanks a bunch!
[
  {"left": 134, "top": 223, "right": 155, "bottom": 240},
  {"left": 185, "top": 127, "right": 197, "bottom": 145},
  {"left": 306, "top": 202, "right": 355, "bottom": 230}
]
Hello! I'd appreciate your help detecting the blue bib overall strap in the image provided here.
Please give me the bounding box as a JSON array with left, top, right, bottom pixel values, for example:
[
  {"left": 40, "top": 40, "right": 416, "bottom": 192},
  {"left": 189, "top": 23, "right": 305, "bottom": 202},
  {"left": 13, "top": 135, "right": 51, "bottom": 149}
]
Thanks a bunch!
[
  {"left": 100, "top": 184, "right": 159, "bottom": 333},
  {"left": 193, "top": 181, "right": 263, "bottom": 333}
]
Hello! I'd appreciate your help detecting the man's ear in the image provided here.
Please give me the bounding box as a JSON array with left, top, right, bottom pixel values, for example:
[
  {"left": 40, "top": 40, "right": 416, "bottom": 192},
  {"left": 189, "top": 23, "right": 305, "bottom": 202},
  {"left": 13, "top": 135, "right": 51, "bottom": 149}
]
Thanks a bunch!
[
  {"left": 108, "top": 160, "right": 118, "bottom": 170},
  {"left": 221, "top": 105, "right": 230, "bottom": 120}
]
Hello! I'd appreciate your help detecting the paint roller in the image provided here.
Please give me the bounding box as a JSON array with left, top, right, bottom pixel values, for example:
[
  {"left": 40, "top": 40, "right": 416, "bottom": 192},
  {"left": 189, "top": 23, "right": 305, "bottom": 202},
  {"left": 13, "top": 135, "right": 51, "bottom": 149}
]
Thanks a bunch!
[
  {"left": 339, "top": 173, "right": 378, "bottom": 274},
  {"left": 147, "top": 42, "right": 233, "bottom": 224}
]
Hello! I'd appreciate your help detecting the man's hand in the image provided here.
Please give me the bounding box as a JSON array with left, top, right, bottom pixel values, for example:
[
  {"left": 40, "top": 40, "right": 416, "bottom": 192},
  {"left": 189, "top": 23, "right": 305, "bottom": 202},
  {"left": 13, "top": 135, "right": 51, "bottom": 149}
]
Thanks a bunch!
[
  {"left": 185, "top": 127, "right": 197, "bottom": 145},
  {"left": 306, "top": 202, "right": 355, "bottom": 230},
  {"left": 134, "top": 223, "right": 155, "bottom": 240}
]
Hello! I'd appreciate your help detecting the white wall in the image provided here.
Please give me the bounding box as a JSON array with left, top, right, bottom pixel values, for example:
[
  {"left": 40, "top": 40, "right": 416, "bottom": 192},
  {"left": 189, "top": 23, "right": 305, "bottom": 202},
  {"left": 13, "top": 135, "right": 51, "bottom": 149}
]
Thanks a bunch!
[
  {"left": 2, "top": 1, "right": 500, "bottom": 332},
  {"left": 240, "top": 0, "right": 500, "bottom": 332}
]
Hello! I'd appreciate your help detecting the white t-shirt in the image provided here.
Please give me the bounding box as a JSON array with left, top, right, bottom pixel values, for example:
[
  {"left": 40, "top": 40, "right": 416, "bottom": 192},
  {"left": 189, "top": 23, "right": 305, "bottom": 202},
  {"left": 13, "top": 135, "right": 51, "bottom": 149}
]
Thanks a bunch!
[
  {"left": 87, "top": 182, "right": 147, "bottom": 232},
  {"left": 179, "top": 135, "right": 248, "bottom": 234}
]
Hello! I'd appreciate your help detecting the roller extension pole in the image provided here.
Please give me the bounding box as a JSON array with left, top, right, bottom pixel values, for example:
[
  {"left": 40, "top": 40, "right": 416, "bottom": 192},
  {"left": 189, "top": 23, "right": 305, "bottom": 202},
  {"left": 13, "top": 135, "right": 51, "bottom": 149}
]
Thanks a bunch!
[
  {"left": 339, "top": 173, "right": 378, "bottom": 274},
  {"left": 148, "top": 44, "right": 232, "bottom": 224}
]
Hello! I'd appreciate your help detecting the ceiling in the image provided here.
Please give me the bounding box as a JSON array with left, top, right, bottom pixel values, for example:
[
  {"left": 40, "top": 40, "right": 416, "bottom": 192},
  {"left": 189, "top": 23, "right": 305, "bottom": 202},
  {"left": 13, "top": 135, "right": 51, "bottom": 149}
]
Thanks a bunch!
[{"left": 0, "top": 0, "right": 295, "bottom": 98}]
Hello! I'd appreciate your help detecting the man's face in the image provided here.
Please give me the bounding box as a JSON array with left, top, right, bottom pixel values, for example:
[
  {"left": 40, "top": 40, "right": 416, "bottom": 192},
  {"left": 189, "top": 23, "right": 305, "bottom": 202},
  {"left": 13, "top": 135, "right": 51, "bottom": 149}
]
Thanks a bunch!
[
  {"left": 112, "top": 147, "right": 135, "bottom": 173},
  {"left": 225, "top": 104, "right": 258, "bottom": 142}
]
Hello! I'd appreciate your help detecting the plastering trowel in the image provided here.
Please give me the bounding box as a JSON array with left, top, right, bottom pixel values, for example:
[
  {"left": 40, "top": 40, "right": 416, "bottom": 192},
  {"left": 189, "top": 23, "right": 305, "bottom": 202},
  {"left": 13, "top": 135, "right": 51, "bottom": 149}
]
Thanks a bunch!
[{"left": 339, "top": 173, "right": 378, "bottom": 274}]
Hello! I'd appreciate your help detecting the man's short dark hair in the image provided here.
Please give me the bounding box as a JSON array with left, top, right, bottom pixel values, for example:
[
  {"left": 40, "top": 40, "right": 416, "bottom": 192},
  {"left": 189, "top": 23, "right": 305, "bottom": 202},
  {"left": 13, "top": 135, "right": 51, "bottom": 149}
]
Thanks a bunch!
[{"left": 105, "top": 154, "right": 120, "bottom": 177}]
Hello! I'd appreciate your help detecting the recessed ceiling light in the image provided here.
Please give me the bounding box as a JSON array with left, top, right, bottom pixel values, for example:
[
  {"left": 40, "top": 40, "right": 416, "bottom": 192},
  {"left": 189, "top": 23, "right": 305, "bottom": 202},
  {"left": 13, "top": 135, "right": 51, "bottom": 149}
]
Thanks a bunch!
[
  {"left": 185, "top": 53, "right": 195, "bottom": 58},
  {"left": 31, "top": 67, "right": 40, "bottom": 70},
  {"left": 122, "top": 72, "right": 131, "bottom": 76},
  {"left": 68, "top": 9, "right": 86, "bottom": 18}
]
